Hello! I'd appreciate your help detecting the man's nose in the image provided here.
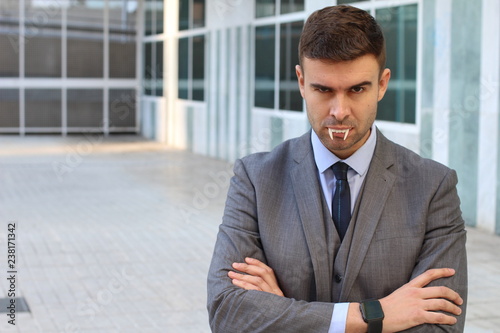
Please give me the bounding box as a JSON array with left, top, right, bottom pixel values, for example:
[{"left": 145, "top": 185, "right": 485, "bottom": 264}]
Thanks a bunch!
[{"left": 329, "top": 95, "right": 350, "bottom": 121}]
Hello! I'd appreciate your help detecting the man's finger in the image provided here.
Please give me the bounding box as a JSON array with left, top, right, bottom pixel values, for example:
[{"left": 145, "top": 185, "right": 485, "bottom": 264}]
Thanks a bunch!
[
  {"left": 229, "top": 259, "right": 284, "bottom": 296},
  {"left": 419, "top": 308, "right": 459, "bottom": 326},
  {"left": 244, "top": 257, "right": 267, "bottom": 267},
  {"left": 232, "top": 259, "right": 277, "bottom": 288},
  {"left": 232, "top": 262, "right": 267, "bottom": 277},
  {"left": 228, "top": 271, "right": 266, "bottom": 290},
  {"left": 419, "top": 285, "right": 463, "bottom": 306},
  {"left": 407, "top": 268, "right": 456, "bottom": 288},
  {"left": 230, "top": 276, "right": 262, "bottom": 292},
  {"left": 423, "top": 298, "right": 462, "bottom": 316}
]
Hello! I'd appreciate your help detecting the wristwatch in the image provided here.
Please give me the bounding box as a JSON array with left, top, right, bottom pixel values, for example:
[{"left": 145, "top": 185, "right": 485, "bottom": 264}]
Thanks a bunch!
[{"left": 360, "top": 300, "right": 384, "bottom": 333}]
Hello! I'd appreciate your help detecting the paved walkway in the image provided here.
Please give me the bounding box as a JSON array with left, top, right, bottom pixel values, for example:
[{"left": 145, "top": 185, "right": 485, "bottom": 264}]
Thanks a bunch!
[{"left": 0, "top": 135, "right": 498, "bottom": 332}]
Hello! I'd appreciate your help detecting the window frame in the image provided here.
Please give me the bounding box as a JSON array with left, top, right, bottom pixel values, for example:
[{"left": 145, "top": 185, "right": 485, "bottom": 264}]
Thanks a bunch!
[
  {"left": 144, "top": 0, "right": 164, "bottom": 36},
  {"left": 338, "top": 0, "right": 422, "bottom": 129},
  {"left": 252, "top": 7, "right": 305, "bottom": 114},
  {"left": 177, "top": 34, "right": 206, "bottom": 101},
  {"left": 0, "top": 0, "right": 139, "bottom": 135},
  {"left": 179, "top": 0, "right": 206, "bottom": 31},
  {"left": 176, "top": 0, "right": 207, "bottom": 102},
  {"left": 251, "top": 0, "right": 422, "bottom": 128}
]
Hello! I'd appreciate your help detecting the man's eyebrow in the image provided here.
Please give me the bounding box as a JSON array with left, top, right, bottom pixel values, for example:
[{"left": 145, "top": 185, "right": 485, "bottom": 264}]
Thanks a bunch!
[
  {"left": 309, "top": 81, "right": 373, "bottom": 91},
  {"left": 349, "top": 81, "right": 372, "bottom": 89},
  {"left": 310, "top": 83, "right": 332, "bottom": 90}
]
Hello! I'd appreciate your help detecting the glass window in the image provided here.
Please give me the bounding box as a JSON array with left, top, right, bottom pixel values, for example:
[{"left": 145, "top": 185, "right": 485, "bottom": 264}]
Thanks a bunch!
[
  {"left": 255, "top": 21, "right": 304, "bottom": 111},
  {"left": 179, "top": 0, "right": 190, "bottom": 31},
  {"left": 155, "top": 0, "right": 164, "bottom": 34},
  {"left": 144, "top": 43, "right": 153, "bottom": 95},
  {"left": 67, "top": 89, "right": 103, "bottom": 128},
  {"left": 0, "top": 89, "right": 19, "bottom": 128},
  {"left": 0, "top": 36, "right": 19, "bottom": 77},
  {"left": 145, "top": 0, "right": 163, "bottom": 35},
  {"left": 25, "top": 89, "right": 61, "bottom": 128},
  {"left": 279, "top": 21, "right": 303, "bottom": 111},
  {"left": 376, "top": 4, "right": 417, "bottom": 123},
  {"left": 155, "top": 41, "right": 163, "bottom": 96},
  {"left": 145, "top": 0, "right": 153, "bottom": 35},
  {"left": 193, "top": 0, "right": 205, "bottom": 29},
  {"left": 109, "top": 89, "right": 136, "bottom": 128},
  {"left": 337, "top": 0, "right": 365, "bottom": 4},
  {"left": 178, "top": 36, "right": 205, "bottom": 101},
  {"left": 255, "top": 25, "right": 275, "bottom": 108},
  {"left": 178, "top": 37, "right": 189, "bottom": 99},
  {"left": 109, "top": 38, "right": 136, "bottom": 78},
  {"left": 67, "top": 1, "right": 104, "bottom": 78},
  {"left": 144, "top": 41, "right": 163, "bottom": 96},
  {"left": 25, "top": 3, "right": 62, "bottom": 77},
  {"left": 179, "top": 0, "right": 205, "bottom": 31},
  {"left": 281, "top": 0, "right": 304, "bottom": 14},
  {"left": 109, "top": 0, "right": 137, "bottom": 78},
  {"left": 0, "top": 1, "right": 20, "bottom": 77},
  {"left": 256, "top": 0, "right": 275, "bottom": 18},
  {"left": 192, "top": 35, "right": 205, "bottom": 101}
]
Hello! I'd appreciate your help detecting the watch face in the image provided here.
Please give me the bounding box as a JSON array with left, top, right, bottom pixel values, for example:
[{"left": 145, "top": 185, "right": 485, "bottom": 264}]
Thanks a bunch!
[{"left": 362, "top": 300, "right": 384, "bottom": 320}]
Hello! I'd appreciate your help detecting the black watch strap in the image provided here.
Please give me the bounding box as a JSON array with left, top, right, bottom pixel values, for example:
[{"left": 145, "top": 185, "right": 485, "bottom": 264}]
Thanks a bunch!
[{"left": 367, "top": 319, "right": 382, "bottom": 333}]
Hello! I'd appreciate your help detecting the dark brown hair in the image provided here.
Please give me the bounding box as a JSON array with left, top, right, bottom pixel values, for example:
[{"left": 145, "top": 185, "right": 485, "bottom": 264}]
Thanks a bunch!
[{"left": 299, "top": 5, "right": 386, "bottom": 72}]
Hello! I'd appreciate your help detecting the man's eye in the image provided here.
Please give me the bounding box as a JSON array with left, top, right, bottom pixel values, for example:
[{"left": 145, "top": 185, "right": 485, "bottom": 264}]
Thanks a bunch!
[
  {"left": 316, "top": 87, "right": 330, "bottom": 93},
  {"left": 351, "top": 86, "right": 364, "bottom": 93}
]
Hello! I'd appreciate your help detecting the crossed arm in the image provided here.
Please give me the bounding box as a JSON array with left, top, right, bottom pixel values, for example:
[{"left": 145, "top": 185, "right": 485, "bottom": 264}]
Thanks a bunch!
[
  {"left": 229, "top": 258, "right": 463, "bottom": 333},
  {"left": 208, "top": 156, "right": 467, "bottom": 332}
]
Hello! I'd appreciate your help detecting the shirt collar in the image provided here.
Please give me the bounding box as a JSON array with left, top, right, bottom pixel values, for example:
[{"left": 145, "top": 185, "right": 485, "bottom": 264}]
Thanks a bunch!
[{"left": 311, "top": 124, "right": 377, "bottom": 176}]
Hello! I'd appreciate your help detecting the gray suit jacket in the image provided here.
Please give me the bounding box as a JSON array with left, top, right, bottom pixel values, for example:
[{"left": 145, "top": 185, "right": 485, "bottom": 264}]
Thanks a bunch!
[{"left": 207, "top": 129, "right": 467, "bottom": 332}]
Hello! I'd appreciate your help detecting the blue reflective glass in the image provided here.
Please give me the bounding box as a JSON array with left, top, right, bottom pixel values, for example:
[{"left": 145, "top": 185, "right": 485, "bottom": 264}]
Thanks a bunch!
[
  {"left": 376, "top": 4, "right": 418, "bottom": 124},
  {"left": 255, "top": 25, "right": 275, "bottom": 108}
]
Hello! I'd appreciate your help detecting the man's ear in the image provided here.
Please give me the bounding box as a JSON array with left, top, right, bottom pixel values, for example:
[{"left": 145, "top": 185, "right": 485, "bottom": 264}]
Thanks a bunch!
[
  {"left": 296, "top": 64, "right": 305, "bottom": 98},
  {"left": 377, "top": 68, "right": 391, "bottom": 102}
]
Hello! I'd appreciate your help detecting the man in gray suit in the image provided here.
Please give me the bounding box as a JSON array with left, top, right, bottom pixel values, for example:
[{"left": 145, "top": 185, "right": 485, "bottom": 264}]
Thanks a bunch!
[{"left": 207, "top": 5, "right": 467, "bottom": 332}]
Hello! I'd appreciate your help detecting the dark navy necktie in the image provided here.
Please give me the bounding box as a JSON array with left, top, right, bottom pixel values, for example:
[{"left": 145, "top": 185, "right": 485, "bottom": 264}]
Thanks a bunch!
[{"left": 332, "top": 162, "right": 351, "bottom": 241}]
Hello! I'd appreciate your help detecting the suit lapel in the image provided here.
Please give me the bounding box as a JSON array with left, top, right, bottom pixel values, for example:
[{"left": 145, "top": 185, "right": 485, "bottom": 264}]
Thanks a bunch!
[
  {"left": 290, "top": 132, "right": 334, "bottom": 302},
  {"left": 339, "top": 130, "right": 397, "bottom": 300}
]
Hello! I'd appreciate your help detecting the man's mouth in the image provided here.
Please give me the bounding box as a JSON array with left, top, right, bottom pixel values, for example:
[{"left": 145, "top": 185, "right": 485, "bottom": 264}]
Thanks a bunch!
[{"left": 328, "top": 128, "right": 350, "bottom": 141}]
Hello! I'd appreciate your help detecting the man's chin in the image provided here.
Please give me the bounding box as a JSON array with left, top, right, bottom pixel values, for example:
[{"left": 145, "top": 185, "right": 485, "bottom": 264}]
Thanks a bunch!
[
  {"left": 322, "top": 138, "right": 354, "bottom": 153},
  {"left": 319, "top": 133, "right": 363, "bottom": 157}
]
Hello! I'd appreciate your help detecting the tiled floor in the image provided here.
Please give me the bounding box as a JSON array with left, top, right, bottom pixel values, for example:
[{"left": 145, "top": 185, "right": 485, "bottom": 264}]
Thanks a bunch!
[{"left": 0, "top": 135, "right": 498, "bottom": 332}]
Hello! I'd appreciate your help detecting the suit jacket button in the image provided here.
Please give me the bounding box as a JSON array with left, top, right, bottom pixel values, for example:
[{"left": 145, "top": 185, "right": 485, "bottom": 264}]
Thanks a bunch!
[{"left": 335, "top": 274, "right": 343, "bottom": 283}]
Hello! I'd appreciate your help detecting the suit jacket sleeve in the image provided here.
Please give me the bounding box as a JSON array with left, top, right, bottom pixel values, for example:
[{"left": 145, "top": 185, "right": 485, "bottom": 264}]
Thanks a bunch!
[
  {"left": 207, "top": 158, "right": 335, "bottom": 333},
  {"left": 402, "top": 168, "right": 468, "bottom": 332}
]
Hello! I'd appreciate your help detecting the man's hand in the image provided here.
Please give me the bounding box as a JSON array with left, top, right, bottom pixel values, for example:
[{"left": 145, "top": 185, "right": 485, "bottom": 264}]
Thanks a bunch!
[
  {"left": 377, "top": 268, "right": 463, "bottom": 332},
  {"left": 230, "top": 262, "right": 463, "bottom": 332},
  {"left": 228, "top": 258, "right": 284, "bottom": 297}
]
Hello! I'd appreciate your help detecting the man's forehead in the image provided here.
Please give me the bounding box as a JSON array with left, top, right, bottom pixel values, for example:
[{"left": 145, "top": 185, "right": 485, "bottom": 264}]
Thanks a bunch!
[
  {"left": 301, "top": 55, "right": 380, "bottom": 71},
  {"left": 301, "top": 56, "right": 380, "bottom": 86}
]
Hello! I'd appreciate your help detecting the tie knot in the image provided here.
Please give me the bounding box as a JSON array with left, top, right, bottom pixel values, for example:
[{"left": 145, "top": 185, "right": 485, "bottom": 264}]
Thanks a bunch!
[{"left": 332, "top": 162, "right": 349, "bottom": 181}]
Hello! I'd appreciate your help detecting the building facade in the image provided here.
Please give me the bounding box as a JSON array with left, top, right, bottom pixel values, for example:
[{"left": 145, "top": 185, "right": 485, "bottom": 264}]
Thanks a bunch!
[
  {"left": 1, "top": 0, "right": 499, "bottom": 235},
  {"left": 0, "top": 0, "right": 139, "bottom": 135},
  {"left": 151, "top": 0, "right": 500, "bottom": 235}
]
